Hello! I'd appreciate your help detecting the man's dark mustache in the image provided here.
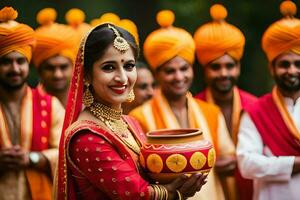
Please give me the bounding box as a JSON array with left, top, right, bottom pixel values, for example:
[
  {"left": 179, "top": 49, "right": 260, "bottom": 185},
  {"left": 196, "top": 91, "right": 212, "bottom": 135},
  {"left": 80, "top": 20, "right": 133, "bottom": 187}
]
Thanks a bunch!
[
  {"left": 215, "top": 76, "right": 235, "bottom": 82},
  {"left": 284, "top": 74, "right": 300, "bottom": 80},
  {"left": 7, "top": 72, "right": 21, "bottom": 77}
]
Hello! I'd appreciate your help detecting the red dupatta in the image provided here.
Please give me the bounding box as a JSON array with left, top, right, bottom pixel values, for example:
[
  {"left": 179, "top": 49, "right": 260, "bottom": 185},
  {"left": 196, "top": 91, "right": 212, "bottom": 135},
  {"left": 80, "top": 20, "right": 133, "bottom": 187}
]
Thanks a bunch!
[
  {"left": 246, "top": 87, "right": 300, "bottom": 156},
  {"left": 54, "top": 30, "right": 87, "bottom": 200},
  {"left": 0, "top": 87, "right": 53, "bottom": 200},
  {"left": 195, "top": 87, "right": 257, "bottom": 145},
  {"left": 196, "top": 88, "right": 257, "bottom": 200}
]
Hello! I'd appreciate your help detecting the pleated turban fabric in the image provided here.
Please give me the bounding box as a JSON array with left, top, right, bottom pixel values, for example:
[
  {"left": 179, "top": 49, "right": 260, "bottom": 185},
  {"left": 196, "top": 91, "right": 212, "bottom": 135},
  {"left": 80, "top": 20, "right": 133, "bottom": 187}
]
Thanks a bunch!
[
  {"left": 143, "top": 10, "right": 195, "bottom": 70},
  {"left": 262, "top": 0, "right": 300, "bottom": 62},
  {"left": 194, "top": 4, "right": 245, "bottom": 66},
  {"left": 0, "top": 7, "right": 36, "bottom": 62},
  {"left": 65, "top": 8, "right": 91, "bottom": 42},
  {"left": 33, "top": 8, "right": 80, "bottom": 67}
]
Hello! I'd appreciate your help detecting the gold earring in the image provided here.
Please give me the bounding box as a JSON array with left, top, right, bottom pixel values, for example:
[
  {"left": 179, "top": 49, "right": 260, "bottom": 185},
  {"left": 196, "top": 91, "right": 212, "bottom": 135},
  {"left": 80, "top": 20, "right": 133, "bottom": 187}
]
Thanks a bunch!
[
  {"left": 83, "top": 82, "right": 94, "bottom": 107},
  {"left": 126, "top": 90, "right": 135, "bottom": 102}
]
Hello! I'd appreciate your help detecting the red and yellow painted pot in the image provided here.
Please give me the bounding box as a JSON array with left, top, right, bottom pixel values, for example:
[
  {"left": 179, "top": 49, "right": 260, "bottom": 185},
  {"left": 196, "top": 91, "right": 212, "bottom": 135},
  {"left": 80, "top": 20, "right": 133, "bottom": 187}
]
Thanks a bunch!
[{"left": 139, "top": 128, "right": 215, "bottom": 184}]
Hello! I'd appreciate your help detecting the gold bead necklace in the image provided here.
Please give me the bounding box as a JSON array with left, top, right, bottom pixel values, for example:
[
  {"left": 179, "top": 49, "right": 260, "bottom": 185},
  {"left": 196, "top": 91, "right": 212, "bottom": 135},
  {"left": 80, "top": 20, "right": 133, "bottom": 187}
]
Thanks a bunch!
[
  {"left": 89, "top": 102, "right": 128, "bottom": 137},
  {"left": 88, "top": 102, "right": 140, "bottom": 154}
]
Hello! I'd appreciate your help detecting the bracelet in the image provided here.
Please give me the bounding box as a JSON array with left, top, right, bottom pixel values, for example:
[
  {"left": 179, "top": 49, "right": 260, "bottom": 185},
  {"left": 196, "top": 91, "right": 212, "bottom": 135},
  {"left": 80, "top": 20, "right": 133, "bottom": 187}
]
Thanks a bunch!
[
  {"left": 150, "top": 184, "right": 169, "bottom": 200},
  {"left": 161, "top": 186, "right": 168, "bottom": 200},
  {"left": 29, "top": 152, "right": 41, "bottom": 167},
  {"left": 176, "top": 190, "right": 182, "bottom": 200}
]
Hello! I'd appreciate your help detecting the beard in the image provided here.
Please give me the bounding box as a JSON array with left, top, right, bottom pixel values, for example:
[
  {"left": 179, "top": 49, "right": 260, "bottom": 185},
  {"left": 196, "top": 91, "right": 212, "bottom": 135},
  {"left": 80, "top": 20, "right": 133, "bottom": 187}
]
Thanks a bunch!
[
  {"left": 274, "top": 73, "right": 300, "bottom": 92},
  {"left": 0, "top": 73, "right": 28, "bottom": 91},
  {"left": 210, "top": 76, "right": 237, "bottom": 94}
]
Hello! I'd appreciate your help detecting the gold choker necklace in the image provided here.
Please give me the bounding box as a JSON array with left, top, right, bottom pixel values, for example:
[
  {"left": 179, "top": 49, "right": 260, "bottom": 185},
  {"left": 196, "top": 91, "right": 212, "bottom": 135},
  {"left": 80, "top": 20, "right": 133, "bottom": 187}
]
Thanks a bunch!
[
  {"left": 88, "top": 102, "right": 141, "bottom": 154},
  {"left": 89, "top": 102, "right": 128, "bottom": 137}
]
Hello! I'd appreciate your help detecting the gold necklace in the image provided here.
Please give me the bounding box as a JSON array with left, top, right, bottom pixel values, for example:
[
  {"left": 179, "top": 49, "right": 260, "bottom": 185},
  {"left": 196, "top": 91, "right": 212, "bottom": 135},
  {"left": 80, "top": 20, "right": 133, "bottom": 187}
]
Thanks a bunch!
[
  {"left": 88, "top": 102, "right": 140, "bottom": 154},
  {"left": 89, "top": 102, "right": 128, "bottom": 137}
]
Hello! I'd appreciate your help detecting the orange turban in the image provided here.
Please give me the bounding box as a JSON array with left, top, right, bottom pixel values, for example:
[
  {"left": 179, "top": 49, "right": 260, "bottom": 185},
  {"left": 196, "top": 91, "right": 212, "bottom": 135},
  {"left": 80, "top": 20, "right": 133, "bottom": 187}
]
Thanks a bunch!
[
  {"left": 65, "top": 8, "right": 91, "bottom": 42},
  {"left": 33, "top": 8, "right": 80, "bottom": 67},
  {"left": 117, "top": 19, "right": 139, "bottom": 47},
  {"left": 0, "top": 7, "right": 35, "bottom": 62},
  {"left": 143, "top": 10, "right": 195, "bottom": 70},
  {"left": 194, "top": 4, "right": 245, "bottom": 66},
  {"left": 262, "top": 0, "right": 300, "bottom": 62}
]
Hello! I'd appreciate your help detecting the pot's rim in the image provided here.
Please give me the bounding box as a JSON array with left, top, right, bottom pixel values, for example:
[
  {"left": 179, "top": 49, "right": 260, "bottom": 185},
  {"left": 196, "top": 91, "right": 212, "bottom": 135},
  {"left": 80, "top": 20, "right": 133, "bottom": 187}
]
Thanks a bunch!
[{"left": 146, "top": 128, "right": 202, "bottom": 138}]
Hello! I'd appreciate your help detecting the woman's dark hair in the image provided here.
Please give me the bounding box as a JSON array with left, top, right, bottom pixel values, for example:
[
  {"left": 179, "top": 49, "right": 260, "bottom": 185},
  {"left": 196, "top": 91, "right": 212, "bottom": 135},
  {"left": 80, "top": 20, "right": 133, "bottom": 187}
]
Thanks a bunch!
[{"left": 84, "top": 23, "right": 139, "bottom": 77}]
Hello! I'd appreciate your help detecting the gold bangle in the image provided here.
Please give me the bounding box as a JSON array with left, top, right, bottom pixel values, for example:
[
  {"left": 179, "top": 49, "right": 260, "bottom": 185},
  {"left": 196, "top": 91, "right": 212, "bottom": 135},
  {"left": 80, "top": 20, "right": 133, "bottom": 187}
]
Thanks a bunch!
[
  {"left": 176, "top": 190, "right": 182, "bottom": 200},
  {"left": 162, "top": 186, "right": 169, "bottom": 200},
  {"left": 157, "top": 185, "right": 162, "bottom": 200},
  {"left": 150, "top": 185, "right": 157, "bottom": 200},
  {"left": 161, "top": 185, "right": 168, "bottom": 200},
  {"left": 152, "top": 184, "right": 161, "bottom": 200}
]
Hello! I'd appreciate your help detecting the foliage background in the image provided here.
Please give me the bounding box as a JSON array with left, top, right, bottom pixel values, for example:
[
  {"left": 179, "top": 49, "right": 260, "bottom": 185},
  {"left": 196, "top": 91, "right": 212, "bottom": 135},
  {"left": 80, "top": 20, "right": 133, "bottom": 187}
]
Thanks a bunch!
[{"left": 1, "top": 0, "right": 300, "bottom": 96}]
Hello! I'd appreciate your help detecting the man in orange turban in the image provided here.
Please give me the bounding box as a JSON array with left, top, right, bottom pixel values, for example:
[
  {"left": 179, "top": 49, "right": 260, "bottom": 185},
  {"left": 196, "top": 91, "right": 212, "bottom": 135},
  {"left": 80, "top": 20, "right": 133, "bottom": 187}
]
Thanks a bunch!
[
  {"left": 237, "top": 1, "right": 300, "bottom": 200},
  {"left": 33, "top": 8, "right": 80, "bottom": 107},
  {"left": 0, "top": 7, "right": 64, "bottom": 200},
  {"left": 193, "top": 4, "right": 257, "bottom": 200},
  {"left": 130, "top": 10, "right": 235, "bottom": 200}
]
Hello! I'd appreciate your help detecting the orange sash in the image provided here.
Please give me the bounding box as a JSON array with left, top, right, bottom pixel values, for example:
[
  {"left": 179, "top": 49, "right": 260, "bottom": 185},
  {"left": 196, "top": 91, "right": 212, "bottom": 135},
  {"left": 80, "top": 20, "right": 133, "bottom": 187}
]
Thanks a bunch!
[{"left": 0, "top": 87, "right": 52, "bottom": 200}]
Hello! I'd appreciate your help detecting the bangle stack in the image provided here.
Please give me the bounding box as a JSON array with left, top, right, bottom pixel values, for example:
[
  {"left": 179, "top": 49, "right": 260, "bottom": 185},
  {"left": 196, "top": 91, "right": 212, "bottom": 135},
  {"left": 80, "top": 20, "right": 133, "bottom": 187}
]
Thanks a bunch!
[{"left": 151, "top": 184, "right": 169, "bottom": 200}]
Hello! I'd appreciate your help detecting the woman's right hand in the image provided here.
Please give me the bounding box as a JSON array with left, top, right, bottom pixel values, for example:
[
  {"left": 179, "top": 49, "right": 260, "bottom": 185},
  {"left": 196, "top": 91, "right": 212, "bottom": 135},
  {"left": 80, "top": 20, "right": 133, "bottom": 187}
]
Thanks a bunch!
[{"left": 165, "top": 173, "right": 208, "bottom": 200}]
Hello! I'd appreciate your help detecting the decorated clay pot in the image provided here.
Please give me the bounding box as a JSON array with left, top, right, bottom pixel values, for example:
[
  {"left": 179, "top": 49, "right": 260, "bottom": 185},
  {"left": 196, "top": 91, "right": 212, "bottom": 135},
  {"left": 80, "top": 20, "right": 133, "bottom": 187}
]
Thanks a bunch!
[{"left": 139, "top": 128, "right": 215, "bottom": 184}]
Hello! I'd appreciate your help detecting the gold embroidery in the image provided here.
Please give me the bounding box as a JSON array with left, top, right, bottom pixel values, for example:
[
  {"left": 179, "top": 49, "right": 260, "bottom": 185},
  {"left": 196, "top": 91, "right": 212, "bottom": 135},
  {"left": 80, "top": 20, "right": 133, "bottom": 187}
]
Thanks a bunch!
[{"left": 108, "top": 24, "right": 130, "bottom": 52}]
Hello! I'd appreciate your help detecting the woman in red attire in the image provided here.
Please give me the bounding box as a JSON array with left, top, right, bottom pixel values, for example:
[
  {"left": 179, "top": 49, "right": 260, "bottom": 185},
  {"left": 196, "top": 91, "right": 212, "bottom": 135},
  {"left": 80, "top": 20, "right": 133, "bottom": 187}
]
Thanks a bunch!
[{"left": 54, "top": 23, "right": 207, "bottom": 200}]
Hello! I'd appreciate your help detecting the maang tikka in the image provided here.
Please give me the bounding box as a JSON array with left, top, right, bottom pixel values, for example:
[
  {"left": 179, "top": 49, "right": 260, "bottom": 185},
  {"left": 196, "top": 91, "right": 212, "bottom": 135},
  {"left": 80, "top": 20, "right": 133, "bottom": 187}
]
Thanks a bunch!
[{"left": 108, "top": 24, "right": 130, "bottom": 52}]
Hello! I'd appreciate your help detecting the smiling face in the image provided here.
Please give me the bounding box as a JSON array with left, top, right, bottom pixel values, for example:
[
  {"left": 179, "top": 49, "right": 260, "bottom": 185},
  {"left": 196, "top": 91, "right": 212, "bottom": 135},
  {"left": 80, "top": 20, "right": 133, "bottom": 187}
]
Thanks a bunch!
[
  {"left": 272, "top": 52, "right": 300, "bottom": 93},
  {"left": 39, "top": 55, "right": 73, "bottom": 93},
  {"left": 204, "top": 54, "right": 240, "bottom": 94},
  {"left": 156, "top": 56, "right": 193, "bottom": 99},
  {"left": 0, "top": 51, "right": 29, "bottom": 91},
  {"left": 88, "top": 44, "right": 137, "bottom": 109}
]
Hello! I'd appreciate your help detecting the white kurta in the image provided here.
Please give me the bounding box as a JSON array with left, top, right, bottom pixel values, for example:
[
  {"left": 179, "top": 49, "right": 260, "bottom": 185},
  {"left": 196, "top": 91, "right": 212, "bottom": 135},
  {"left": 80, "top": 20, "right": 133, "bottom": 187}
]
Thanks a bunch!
[{"left": 236, "top": 97, "right": 300, "bottom": 200}]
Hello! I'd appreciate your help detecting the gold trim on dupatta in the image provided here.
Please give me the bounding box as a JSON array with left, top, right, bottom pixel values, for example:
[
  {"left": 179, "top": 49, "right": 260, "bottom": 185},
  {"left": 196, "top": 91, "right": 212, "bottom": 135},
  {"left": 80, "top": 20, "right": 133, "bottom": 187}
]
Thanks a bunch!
[
  {"left": 272, "top": 86, "right": 300, "bottom": 142},
  {"left": 205, "top": 86, "right": 241, "bottom": 144},
  {"left": 0, "top": 105, "right": 12, "bottom": 148},
  {"left": 54, "top": 27, "right": 92, "bottom": 200},
  {"left": 154, "top": 89, "right": 181, "bottom": 129},
  {"left": 20, "top": 87, "right": 33, "bottom": 151},
  {"left": 0, "top": 87, "right": 33, "bottom": 149}
]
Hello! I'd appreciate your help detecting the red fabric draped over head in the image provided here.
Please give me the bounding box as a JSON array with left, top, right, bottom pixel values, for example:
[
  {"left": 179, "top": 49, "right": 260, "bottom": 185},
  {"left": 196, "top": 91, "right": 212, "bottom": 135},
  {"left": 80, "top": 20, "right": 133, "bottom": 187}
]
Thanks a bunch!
[
  {"left": 262, "top": 0, "right": 300, "bottom": 62},
  {"left": 55, "top": 27, "right": 87, "bottom": 200},
  {"left": 0, "top": 7, "right": 35, "bottom": 61},
  {"left": 194, "top": 4, "right": 245, "bottom": 66}
]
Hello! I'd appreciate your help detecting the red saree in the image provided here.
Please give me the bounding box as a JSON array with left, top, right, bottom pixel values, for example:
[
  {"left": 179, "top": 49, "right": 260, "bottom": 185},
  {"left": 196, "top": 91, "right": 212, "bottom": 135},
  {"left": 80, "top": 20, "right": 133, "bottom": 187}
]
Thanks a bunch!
[
  {"left": 64, "top": 117, "right": 149, "bottom": 200},
  {"left": 55, "top": 32, "right": 151, "bottom": 200}
]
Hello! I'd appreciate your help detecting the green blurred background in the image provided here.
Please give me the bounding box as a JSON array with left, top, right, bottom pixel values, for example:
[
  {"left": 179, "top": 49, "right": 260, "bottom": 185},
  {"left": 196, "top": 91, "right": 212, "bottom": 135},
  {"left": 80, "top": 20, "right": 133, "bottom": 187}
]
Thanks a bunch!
[{"left": 1, "top": 0, "right": 300, "bottom": 96}]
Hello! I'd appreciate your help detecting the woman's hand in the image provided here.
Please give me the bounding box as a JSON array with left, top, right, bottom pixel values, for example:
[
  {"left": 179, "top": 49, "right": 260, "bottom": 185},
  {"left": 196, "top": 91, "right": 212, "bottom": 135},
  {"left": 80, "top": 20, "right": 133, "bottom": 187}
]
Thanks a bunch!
[{"left": 165, "top": 173, "right": 208, "bottom": 200}]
